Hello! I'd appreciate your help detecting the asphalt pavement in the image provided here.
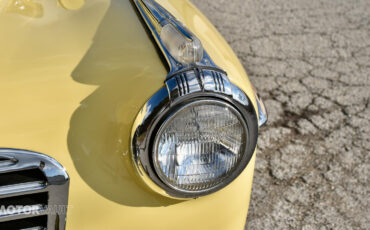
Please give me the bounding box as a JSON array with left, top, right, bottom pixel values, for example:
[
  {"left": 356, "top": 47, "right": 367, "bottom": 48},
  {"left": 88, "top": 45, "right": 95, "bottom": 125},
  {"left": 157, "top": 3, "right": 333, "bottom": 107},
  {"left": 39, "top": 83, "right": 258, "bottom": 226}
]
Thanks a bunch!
[{"left": 192, "top": 0, "right": 370, "bottom": 229}]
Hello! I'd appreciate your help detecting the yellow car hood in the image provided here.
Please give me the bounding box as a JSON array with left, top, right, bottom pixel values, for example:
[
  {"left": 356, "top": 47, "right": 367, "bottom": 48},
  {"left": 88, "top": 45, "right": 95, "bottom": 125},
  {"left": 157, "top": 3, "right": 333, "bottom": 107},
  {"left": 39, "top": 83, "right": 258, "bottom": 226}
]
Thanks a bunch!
[{"left": 0, "top": 0, "right": 256, "bottom": 229}]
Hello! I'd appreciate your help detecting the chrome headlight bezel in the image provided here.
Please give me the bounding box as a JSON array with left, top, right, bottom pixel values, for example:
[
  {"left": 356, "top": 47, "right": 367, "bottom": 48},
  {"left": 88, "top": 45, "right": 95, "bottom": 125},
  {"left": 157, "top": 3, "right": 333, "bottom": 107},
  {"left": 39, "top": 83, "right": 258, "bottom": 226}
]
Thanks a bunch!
[{"left": 131, "top": 69, "right": 258, "bottom": 199}]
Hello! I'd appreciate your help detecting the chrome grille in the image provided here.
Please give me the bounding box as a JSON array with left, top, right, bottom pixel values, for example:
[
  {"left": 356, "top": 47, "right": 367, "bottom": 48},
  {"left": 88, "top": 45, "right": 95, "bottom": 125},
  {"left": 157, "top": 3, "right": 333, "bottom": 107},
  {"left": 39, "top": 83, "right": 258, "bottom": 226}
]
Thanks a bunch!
[{"left": 0, "top": 149, "right": 69, "bottom": 230}]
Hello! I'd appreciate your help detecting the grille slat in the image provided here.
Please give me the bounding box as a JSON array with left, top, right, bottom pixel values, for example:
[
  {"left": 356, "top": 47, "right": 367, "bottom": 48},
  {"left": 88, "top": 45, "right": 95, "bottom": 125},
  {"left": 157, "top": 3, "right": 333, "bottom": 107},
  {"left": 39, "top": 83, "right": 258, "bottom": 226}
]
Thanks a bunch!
[
  {"left": 0, "top": 181, "right": 47, "bottom": 198},
  {"left": 0, "top": 192, "right": 48, "bottom": 223},
  {"left": 0, "top": 168, "right": 47, "bottom": 199},
  {"left": 21, "top": 227, "right": 46, "bottom": 230},
  {"left": 0, "top": 205, "right": 47, "bottom": 222},
  {"left": 0, "top": 215, "right": 47, "bottom": 230},
  {"left": 0, "top": 149, "right": 69, "bottom": 230}
]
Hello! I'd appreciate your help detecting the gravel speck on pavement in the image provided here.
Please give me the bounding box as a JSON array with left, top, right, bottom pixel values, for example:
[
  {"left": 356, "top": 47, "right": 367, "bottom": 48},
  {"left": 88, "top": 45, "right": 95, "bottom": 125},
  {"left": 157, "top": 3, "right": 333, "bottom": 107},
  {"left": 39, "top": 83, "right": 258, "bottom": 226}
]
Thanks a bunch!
[{"left": 191, "top": 0, "right": 370, "bottom": 229}]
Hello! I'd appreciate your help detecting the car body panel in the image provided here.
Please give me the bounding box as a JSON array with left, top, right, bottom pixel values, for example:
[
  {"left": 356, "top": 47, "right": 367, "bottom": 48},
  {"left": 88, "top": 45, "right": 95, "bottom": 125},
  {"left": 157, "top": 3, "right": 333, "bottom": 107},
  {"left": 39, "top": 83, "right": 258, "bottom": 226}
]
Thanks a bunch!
[{"left": 0, "top": 0, "right": 256, "bottom": 229}]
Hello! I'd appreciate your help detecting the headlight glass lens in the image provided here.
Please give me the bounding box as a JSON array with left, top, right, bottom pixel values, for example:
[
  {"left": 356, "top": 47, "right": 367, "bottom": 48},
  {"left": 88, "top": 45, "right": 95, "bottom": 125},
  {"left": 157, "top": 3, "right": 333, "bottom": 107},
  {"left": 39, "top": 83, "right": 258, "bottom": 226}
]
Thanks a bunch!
[{"left": 153, "top": 100, "right": 247, "bottom": 192}]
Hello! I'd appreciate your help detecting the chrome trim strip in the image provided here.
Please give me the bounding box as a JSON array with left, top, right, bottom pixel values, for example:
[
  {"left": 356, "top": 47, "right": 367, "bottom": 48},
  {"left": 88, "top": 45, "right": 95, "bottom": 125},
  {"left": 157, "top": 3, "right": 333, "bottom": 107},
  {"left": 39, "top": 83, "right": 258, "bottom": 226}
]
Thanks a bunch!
[
  {"left": 134, "top": 0, "right": 220, "bottom": 76},
  {"left": 0, "top": 149, "right": 69, "bottom": 229}
]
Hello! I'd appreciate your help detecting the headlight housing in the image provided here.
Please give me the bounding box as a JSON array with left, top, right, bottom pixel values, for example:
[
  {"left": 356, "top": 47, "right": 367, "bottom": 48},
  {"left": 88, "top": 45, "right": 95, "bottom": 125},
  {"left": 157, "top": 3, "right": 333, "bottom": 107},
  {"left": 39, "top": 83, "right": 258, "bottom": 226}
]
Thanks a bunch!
[
  {"left": 132, "top": 83, "right": 259, "bottom": 199},
  {"left": 132, "top": 0, "right": 263, "bottom": 199}
]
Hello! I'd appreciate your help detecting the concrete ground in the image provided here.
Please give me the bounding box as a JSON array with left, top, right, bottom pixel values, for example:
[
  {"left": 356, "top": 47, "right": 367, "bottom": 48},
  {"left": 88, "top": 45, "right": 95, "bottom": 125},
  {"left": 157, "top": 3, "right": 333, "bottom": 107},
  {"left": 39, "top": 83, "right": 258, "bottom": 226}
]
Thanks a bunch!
[{"left": 191, "top": 0, "right": 370, "bottom": 229}]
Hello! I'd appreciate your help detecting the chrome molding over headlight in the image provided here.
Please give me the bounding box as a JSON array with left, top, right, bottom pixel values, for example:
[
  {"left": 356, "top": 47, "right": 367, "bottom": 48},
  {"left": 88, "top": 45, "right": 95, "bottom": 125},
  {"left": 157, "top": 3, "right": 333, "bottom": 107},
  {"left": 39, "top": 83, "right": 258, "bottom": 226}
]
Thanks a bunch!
[
  {"left": 134, "top": 0, "right": 220, "bottom": 76},
  {"left": 131, "top": 0, "right": 265, "bottom": 199}
]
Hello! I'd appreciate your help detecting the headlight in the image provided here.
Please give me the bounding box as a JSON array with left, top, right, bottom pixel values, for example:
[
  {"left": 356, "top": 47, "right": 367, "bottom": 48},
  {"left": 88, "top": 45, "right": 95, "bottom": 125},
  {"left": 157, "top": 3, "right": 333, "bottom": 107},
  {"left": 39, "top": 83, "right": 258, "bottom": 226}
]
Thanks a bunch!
[
  {"left": 132, "top": 0, "right": 262, "bottom": 199},
  {"left": 153, "top": 100, "right": 247, "bottom": 192}
]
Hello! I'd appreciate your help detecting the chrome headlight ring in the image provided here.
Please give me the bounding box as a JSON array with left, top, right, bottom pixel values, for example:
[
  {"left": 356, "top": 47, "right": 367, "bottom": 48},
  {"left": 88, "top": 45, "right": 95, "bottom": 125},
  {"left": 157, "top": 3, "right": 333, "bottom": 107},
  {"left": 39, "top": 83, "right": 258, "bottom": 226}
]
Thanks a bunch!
[
  {"left": 131, "top": 0, "right": 266, "bottom": 199},
  {"left": 131, "top": 68, "right": 258, "bottom": 198}
]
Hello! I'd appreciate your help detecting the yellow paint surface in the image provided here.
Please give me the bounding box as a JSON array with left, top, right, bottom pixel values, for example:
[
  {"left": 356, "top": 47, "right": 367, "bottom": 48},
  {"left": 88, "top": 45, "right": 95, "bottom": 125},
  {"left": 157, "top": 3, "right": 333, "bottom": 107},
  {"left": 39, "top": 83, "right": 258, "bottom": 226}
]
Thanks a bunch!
[{"left": 0, "top": 0, "right": 256, "bottom": 229}]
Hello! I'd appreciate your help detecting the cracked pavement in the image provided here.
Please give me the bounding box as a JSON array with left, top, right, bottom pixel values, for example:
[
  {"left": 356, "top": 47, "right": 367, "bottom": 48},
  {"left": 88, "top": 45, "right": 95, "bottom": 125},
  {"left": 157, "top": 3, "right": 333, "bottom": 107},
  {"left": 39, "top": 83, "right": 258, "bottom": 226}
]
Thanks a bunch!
[{"left": 192, "top": 0, "right": 370, "bottom": 229}]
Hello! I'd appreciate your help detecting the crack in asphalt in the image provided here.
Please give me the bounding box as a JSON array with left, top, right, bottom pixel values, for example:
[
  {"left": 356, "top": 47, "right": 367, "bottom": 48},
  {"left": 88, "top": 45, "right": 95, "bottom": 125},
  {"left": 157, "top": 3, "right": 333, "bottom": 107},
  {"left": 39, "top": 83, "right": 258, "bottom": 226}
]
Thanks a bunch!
[{"left": 192, "top": 0, "right": 369, "bottom": 229}]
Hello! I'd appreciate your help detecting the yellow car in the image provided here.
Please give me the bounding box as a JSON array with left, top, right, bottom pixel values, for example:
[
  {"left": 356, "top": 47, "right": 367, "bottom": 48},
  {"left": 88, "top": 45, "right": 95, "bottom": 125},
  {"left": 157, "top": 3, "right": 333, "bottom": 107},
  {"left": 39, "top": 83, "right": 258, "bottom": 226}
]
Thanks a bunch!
[{"left": 0, "top": 0, "right": 267, "bottom": 229}]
